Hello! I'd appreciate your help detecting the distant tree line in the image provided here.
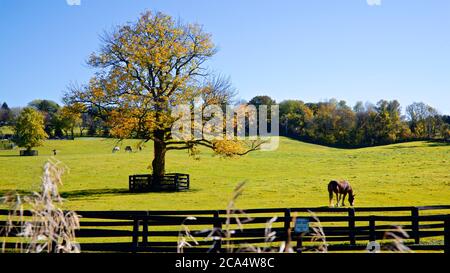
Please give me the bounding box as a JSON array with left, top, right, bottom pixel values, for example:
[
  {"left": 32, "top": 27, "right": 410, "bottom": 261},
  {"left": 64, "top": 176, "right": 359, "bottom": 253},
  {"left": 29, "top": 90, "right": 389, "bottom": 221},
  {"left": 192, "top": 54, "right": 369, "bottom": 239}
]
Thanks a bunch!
[
  {"left": 1, "top": 96, "right": 449, "bottom": 147},
  {"left": 271, "top": 97, "right": 449, "bottom": 147},
  {"left": 0, "top": 99, "right": 109, "bottom": 139}
]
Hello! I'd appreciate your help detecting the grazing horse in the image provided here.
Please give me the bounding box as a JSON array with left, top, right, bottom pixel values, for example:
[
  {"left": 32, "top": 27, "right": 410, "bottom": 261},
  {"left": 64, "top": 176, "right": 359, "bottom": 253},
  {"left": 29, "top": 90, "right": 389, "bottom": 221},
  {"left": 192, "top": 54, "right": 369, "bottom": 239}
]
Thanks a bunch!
[
  {"left": 112, "top": 146, "right": 120, "bottom": 153},
  {"left": 328, "top": 180, "right": 356, "bottom": 207}
]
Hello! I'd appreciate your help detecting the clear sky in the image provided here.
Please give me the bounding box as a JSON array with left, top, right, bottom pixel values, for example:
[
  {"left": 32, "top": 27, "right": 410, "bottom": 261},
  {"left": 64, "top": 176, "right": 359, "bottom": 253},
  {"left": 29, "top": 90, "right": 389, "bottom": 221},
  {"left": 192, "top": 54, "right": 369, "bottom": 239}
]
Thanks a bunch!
[{"left": 0, "top": 0, "right": 449, "bottom": 114}]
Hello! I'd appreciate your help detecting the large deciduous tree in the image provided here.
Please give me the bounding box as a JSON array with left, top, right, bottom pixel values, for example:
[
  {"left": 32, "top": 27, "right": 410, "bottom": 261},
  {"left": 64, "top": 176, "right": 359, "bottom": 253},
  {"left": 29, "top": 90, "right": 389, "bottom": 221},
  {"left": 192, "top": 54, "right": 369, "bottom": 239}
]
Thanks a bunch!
[{"left": 64, "top": 11, "right": 261, "bottom": 178}]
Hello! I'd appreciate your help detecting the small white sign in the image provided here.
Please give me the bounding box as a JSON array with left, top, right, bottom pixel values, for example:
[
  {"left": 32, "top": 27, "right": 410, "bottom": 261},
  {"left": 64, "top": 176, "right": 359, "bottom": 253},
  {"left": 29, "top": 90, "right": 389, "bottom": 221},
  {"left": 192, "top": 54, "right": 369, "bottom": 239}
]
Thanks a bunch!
[{"left": 294, "top": 218, "right": 310, "bottom": 234}]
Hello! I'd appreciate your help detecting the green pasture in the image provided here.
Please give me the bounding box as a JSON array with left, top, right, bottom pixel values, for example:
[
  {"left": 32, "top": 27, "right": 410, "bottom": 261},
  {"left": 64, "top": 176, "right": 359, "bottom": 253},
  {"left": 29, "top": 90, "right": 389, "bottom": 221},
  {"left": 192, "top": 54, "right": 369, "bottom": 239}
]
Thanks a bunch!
[{"left": 0, "top": 137, "right": 448, "bottom": 211}]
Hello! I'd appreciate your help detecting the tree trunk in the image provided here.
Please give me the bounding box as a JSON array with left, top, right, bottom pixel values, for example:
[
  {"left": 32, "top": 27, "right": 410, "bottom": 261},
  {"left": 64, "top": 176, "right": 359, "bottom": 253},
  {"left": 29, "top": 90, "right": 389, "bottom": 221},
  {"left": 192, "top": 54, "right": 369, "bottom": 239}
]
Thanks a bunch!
[{"left": 152, "top": 130, "right": 166, "bottom": 182}]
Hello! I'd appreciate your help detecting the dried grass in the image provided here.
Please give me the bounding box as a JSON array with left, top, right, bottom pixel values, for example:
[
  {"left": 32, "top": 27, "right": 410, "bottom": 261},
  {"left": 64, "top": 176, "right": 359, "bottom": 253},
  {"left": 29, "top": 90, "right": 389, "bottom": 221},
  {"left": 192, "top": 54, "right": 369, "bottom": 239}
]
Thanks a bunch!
[
  {"left": 177, "top": 217, "right": 199, "bottom": 253},
  {"left": 1, "top": 159, "right": 81, "bottom": 253},
  {"left": 308, "top": 210, "right": 328, "bottom": 253},
  {"left": 382, "top": 226, "right": 413, "bottom": 253}
]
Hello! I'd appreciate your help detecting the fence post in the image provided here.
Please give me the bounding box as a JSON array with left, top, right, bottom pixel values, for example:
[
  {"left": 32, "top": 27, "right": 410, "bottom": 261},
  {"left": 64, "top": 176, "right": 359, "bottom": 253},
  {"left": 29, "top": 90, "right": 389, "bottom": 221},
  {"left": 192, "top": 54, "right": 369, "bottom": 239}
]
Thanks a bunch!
[
  {"left": 348, "top": 208, "right": 356, "bottom": 245},
  {"left": 369, "top": 216, "right": 376, "bottom": 242},
  {"left": 174, "top": 175, "right": 179, "bottom": 191},
  {"left": 296, "top": 233, "right": 304, "bottom": 254},
  {"left": 284, "top": 209, "right": 291, "bottom": 244},
  {"left": 411, "top": 207, "right": 420, "bottom": 244},
  {"left": 445, "top": 216, "right": 449, "bottom": 254},
  {"left": 132, "top": 218, "right": 140, "bottom": 253},
  {"left": 213, "top": 211, "right": 222, "bottom": 252},
  {"left": 148, "top": 175, "right": 154, "bottom": 191},
  {"left": 129, "top": 176, "right": 133, "bottom": 192},
  {"left": 142, "top": 218, "right": 149, "bottom": 246}
]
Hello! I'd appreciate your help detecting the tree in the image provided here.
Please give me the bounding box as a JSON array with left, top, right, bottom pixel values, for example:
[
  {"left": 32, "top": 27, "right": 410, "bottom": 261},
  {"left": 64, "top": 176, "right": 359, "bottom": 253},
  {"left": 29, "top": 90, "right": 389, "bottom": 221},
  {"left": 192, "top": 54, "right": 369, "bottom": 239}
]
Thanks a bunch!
[
  {"left": 58, "top": 106, "right": 82, "bottom": 138},
  {"left": 406, "top": 102, "right": 440, "bottom": 138},
  {"left": 248, "top": 96, "right": 276, "bottom": 108},
  {"left": 353, "top": 101, "right": 365, "bottom": 113},
  {"left": 65, "top": 11, "right": 261, "bottom": 178},
  {"left": 309, "top": 101, "right": 338, "bottom": 145},
  {"left": 373, "top": 100, "right": 403, "bottom": 144},
  {"left": 334, "top": 101, "right": 356, "bottom": 145},
  {"left": 0, "top": 102, "right": 12, "bottom": 125},
  {"left": 28, "top": 99, "right": 60, "bottom": 114},
  {"left": 440, "top": 123, "right": 450, "bottom": 141},
  {"left": 28, "top": 99, "right": 61, "bottom": 137},
  {"left": 248, "top": 95, "right": 276, "bottom": 134},
  {"left": 13, "top": 108, "right": 48, "bottom": 151},
  {"left": 279, "top": 100, "right": 313, "bottom": 136}
]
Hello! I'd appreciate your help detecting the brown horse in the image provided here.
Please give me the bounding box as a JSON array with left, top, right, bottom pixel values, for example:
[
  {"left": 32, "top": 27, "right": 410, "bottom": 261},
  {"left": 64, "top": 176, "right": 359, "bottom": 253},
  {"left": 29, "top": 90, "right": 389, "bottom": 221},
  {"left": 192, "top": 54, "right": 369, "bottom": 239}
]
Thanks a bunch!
[{"left": 328, "top": 180, "right": 356, "bottom": 207}]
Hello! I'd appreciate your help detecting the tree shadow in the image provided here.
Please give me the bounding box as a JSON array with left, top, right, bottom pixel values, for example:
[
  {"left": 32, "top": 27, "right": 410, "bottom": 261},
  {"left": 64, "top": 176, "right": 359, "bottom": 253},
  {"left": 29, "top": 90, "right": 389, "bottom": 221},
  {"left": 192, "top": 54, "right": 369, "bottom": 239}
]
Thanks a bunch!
[
  {"left": 0, "top": 189, "right": 31, "bottom": 196},
  {"left": 60, "top": 187, "right": 199, "bottom": 199},
  {"left": 60, "top": 188, "right": 131, "bottom": 199},
  {"left": 424, "top": 140, "right": 450, "bottom": 147},
  {"left": 388, "top": 140, "right": 449, "bottom": 149},
  {"left": 387, "top": 145, "right": 422, "bottom": 149},
  {"left": 0, "top": 187, "right": 199, "bottom": 200}
]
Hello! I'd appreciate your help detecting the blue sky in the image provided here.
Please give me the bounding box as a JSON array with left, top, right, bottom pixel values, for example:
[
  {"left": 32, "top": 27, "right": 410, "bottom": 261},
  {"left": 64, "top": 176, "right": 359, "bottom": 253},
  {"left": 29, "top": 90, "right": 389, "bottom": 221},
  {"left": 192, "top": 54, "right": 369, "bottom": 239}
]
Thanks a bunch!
[{"left": 0, "top": 0, "right": 449, "bottom": 114}]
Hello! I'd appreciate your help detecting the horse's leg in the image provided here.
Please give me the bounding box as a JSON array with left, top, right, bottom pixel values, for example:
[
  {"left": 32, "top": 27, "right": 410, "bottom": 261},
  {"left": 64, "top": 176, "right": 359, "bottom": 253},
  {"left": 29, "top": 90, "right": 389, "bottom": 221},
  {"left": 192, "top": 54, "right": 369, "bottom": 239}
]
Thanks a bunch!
[
  {"left": 335, "top": 193, "right": 340, "bottom": 207},
  {"left": 342, "top": 193, "right": 347, "bottom": 207},
  {"left": 329, "top": 190, "right": 334, "bottom": 207}
]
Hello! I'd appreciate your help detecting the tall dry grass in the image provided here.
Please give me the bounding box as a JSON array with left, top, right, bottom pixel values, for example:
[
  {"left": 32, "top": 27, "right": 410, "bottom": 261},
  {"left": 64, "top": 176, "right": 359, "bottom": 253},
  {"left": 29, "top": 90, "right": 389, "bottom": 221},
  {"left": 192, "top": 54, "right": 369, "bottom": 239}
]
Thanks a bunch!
[
  {"left": 1, "top": 159, "right": 80, "bottom": 253},
  {"left": 382, "top": 226, "right": 412, "bottom": 253}
]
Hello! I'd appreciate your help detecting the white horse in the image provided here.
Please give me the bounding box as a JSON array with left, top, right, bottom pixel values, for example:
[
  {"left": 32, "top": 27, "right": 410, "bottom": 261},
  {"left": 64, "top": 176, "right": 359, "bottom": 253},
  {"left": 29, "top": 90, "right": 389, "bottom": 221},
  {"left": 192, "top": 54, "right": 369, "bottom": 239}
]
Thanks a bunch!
[{"left": 112, "top": 146, "right": 120, "bottom": 153}]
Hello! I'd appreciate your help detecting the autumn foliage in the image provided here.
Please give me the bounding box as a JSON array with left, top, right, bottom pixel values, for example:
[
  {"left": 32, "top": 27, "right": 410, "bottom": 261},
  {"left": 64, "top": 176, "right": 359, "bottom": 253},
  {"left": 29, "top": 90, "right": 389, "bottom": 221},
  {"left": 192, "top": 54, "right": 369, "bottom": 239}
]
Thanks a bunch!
[
  {"left": 65, "top": 11, "right": 262, "bottom": 177},
  {"left": 13, "top": 108, "right": 48, "bottom": 151}
]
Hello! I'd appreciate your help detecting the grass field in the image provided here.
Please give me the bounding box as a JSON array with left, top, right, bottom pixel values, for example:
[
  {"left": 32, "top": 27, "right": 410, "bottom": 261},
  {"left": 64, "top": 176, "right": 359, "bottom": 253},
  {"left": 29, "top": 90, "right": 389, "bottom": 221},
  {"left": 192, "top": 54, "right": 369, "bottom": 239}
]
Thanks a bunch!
[{"left": 0, "top": 137, "right": 448, "bottom": 211}]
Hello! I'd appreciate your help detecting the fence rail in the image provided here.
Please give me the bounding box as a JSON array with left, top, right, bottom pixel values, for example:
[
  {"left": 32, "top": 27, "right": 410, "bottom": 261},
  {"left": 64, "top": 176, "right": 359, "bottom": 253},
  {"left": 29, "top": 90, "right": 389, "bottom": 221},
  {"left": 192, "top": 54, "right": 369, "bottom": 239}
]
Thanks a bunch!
[
  {"left": 129, "top": 173, "right": 189, "bottom": 192},
  {"left": 1, "top": 205, "right": 449, "bottom": 253}
]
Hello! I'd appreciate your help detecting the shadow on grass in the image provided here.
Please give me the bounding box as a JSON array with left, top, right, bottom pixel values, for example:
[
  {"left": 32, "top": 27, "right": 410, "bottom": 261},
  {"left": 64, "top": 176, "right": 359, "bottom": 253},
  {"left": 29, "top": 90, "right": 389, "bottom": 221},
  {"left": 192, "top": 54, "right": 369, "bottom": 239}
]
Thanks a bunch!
[
  {"left": 388, "top": 140, "right": 449, "bottom": 149},
  {"left": 387, "top": 145, "right": 422, "bottom": 149},
  {"left": 0, "top": 188, "right": 200, "bottom": 201},
  {"left": 0, "top": 189, "right": 31, "bottom": 196},
  {"left": 424, "top": 140, "right": 450, "bottom": 147},
  {"left": 60, "top": 188, "right": 131, "bottom": 199},
  {"left": 60, "top": 188, "right": 199, "bottom": 199}
]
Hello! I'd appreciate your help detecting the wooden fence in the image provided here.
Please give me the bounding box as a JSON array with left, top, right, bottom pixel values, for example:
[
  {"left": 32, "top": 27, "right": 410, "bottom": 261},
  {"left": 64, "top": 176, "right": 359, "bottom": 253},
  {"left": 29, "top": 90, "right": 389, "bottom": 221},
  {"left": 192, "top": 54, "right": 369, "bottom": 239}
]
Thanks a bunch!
[
  {"left": 129, "top": 173, "right": 189, "bottom": 192},
  {"left": 1, "top": 205, "right": 449, "bottom": 253}
]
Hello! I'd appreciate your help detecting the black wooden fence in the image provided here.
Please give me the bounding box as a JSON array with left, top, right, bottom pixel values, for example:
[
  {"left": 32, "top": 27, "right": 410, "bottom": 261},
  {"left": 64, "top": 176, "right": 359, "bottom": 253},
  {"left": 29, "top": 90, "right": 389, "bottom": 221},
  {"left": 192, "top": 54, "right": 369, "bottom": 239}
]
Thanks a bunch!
[
  {"left": 1, "top": 205, "right": 449, "bottom": 253},
  {"left": 129, "top": 173, "right": 189, "bottom": 192}
]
